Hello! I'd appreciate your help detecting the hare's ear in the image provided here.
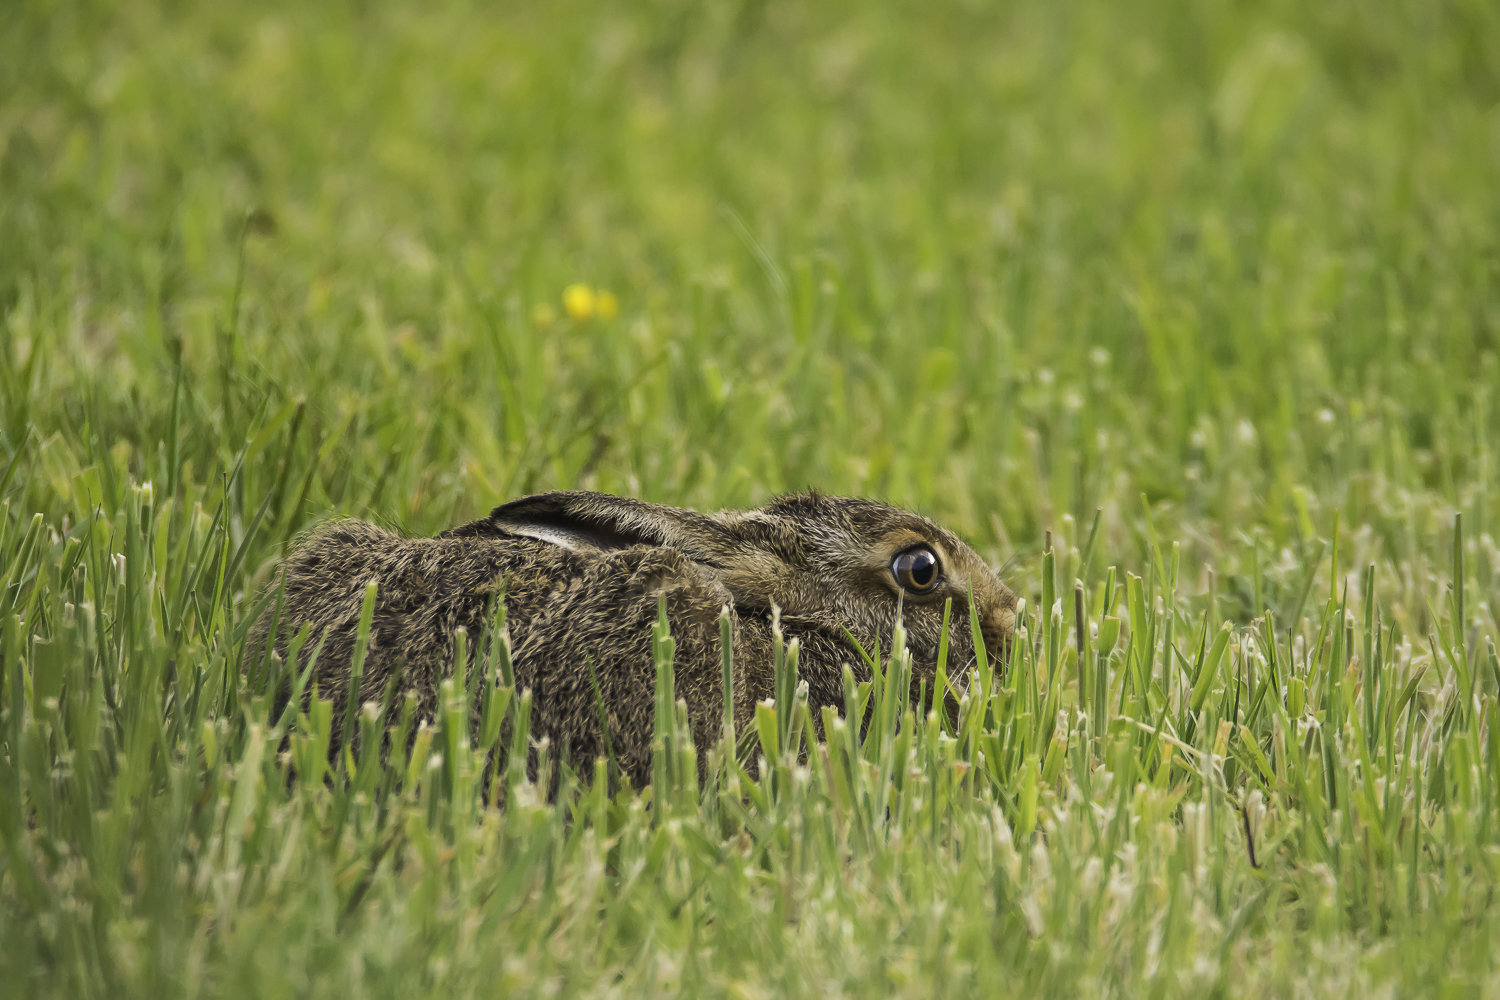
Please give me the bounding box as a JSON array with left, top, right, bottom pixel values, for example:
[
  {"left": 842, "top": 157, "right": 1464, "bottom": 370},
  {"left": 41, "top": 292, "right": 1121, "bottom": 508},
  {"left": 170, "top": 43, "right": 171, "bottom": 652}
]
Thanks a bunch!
[{"left": 490, "top": 491, "right": 736, "bottom": 563}]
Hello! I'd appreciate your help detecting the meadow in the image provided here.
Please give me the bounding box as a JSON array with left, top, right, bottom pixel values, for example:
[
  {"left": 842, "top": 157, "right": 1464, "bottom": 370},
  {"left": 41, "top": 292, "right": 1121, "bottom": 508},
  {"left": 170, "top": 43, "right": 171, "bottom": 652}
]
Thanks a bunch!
[{"left": 3, "top": 0, "right": 1500, "bottom": 995}]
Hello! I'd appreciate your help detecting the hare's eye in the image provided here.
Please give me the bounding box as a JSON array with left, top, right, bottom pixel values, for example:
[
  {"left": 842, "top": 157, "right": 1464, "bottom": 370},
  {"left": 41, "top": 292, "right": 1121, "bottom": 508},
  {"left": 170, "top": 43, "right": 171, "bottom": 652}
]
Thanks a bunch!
[{"left": 892, "top": 547, "right": 941, "bottom": 593}]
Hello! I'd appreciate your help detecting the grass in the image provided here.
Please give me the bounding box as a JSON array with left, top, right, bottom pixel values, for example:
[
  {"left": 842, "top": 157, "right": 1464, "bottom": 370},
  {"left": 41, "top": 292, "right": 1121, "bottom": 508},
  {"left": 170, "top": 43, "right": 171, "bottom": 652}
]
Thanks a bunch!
[{"left": 3, "top": 0, "right": 1500, "bottom": 994}]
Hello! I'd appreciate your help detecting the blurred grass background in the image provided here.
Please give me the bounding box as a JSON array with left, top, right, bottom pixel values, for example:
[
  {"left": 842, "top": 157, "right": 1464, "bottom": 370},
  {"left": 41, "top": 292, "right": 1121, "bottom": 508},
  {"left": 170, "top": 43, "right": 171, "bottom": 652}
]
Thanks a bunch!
[
  {"left": 5, "top": 0, "right": 1497, "bottom": 566},
  {"left": 4, "top": 0, "right": 1500, "bottom": 995}
]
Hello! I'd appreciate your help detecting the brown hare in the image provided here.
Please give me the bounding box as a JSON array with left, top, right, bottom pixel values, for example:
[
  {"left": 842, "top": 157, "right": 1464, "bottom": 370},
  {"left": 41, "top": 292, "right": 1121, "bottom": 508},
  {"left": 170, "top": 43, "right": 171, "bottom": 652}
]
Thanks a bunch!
[{"left": 246, "top": 491, "right": 1017, "bottom": 788}]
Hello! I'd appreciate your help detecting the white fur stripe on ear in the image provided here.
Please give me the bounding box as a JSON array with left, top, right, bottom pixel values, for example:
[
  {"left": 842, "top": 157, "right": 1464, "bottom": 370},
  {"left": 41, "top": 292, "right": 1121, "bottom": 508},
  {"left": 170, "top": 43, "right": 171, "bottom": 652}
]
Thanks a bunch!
[
  {"left": 495, "top": 512, "right": 660, "bottom": 551},
  {"left": 502, "top": 523, "right": 585, "bottom": 551},
  {"left": 491, "top": 491, "right": 735, "bottom": 557}
]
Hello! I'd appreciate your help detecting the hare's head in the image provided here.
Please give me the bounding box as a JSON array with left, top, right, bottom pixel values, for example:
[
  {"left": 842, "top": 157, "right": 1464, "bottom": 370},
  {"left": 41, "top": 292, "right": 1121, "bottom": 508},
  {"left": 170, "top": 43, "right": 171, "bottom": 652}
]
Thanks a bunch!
[{"left": 492, "top": 491, "right": 1016, "bottom": 688}]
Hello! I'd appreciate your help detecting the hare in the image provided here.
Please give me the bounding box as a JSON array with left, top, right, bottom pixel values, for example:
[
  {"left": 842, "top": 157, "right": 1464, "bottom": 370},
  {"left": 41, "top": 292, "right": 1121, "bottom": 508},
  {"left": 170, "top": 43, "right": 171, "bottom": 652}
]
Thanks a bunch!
[{"left": 246, "top": 491, "right": 1017, "bottom": 788}]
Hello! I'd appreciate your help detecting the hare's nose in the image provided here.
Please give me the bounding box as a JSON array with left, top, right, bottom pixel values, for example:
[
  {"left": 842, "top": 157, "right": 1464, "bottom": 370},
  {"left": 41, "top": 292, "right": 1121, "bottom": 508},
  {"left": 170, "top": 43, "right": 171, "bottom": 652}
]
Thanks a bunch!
[{"left": 980, "top": 606, "right": 1015, "bottom": 668}]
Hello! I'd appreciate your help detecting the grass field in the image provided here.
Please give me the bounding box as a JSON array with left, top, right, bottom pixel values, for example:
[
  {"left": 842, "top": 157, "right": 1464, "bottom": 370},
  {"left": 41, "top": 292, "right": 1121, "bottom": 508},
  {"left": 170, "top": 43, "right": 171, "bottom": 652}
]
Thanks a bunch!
[{"left": 4, "top": 0, "right": 1500, "bottom": 995}]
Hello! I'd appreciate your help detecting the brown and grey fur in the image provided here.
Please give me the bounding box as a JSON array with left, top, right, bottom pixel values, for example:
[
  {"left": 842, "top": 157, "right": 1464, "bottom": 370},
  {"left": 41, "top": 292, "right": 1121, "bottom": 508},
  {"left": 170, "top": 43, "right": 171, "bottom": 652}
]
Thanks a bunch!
[{"left": 246, "top": 491, "right": 1017, "bottom": 789}]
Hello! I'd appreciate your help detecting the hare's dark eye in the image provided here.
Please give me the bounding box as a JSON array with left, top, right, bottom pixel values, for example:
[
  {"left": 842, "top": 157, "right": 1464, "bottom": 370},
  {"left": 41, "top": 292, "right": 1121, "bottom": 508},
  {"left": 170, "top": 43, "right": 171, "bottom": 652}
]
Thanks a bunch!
[{"left": 892, "top": 546, "right": 941, "bottom": 593}]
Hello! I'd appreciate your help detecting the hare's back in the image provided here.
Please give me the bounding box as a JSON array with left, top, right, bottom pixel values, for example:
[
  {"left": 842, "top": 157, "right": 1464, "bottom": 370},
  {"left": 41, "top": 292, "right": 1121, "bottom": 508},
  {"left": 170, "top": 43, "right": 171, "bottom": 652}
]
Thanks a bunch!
[
  {"left": 265, "top": 516, "right": 725, "bottom": 674},
  {"left": 271, "top": 517, "right": 570, "bottom": 640}
]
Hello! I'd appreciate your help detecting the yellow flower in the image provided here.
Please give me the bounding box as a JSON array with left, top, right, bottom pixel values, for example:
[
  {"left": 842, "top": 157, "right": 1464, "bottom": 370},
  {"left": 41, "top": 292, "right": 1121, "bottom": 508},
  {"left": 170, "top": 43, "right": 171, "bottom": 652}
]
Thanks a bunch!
[
  {"left": 530, "top": 302, "right": 557, "bottom": 327},
  {"left": 562, "top": 283, "right": 595, "bottom": 321},
  {"left": 595, "top": 290, "right": 618, "bottom": 320}
]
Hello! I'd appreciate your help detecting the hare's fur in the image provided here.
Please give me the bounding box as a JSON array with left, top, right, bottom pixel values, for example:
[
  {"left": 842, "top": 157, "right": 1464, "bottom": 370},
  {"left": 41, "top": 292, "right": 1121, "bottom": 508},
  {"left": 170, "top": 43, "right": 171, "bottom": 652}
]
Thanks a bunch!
[{"left": 246, "top": 491, "right": 1016, "bottom": 788}]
